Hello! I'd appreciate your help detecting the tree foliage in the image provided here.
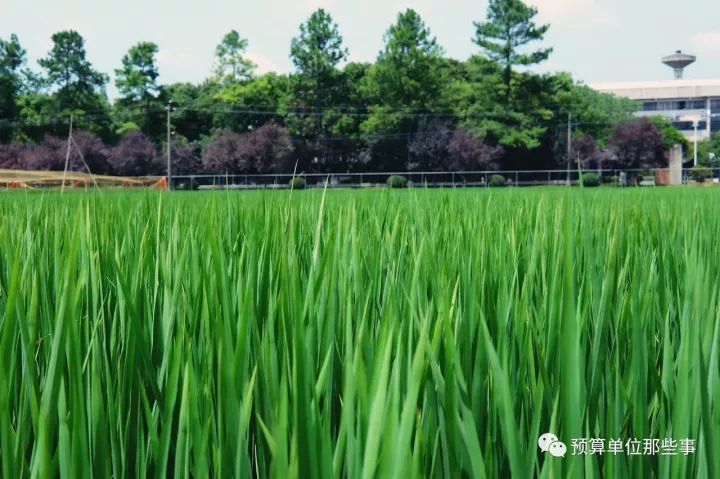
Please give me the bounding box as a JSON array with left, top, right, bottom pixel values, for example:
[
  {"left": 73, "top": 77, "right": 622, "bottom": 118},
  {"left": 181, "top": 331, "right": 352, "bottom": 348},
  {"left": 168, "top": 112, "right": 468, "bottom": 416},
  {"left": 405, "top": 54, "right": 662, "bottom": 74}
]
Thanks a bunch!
[
  {"left": 447, "top": 129, "right": 503, "bottom": 170},
  {"left": 0, "top": 8, "right": 691, "bottom": 177},
  {"left": 608, "top": 119, "right": 665, "bottom": 170},
  {"left": 113, "top": 42, "right": 165, "bottom": 142},
  {"left": 0, "top": 142, "right": 23, "bottom": 168},
  {"left": 474, "top": 0, "right": 552, "bottom": 100},
  {"left": 407, "top": 120, "right": 453, "bottom": 171},
  {"left": 202, "top": 129, "right": 247, "bottom": 173},
  {"left": 38, "top": 30, "right": 107, "bottom": 107},
  {"left": 290, "top": 9, "right": 347, "bottom": 82},
  {"left": 109, "top": 131, "right": 163, "bottom": 175},
  {"left": 698, "top": 132, "right": 720, "bottom": 166},
  {"left": 213, "top": 31, "right": 256, "bottom": 84},
  {"left": 0, "top": 34, "right": 26, "bottom": 142},
  {"left": 649, "top": 116, "right": 688, "bottom": 150},
  {"left": 115, "top": 42, "right": 160, "bottom": 103},
  {"left": 361, "top": 9, "right": 444, "bottom": 171},
  {"left": 202, "top": 123, "right": 294, "bottom": 174},
  {"left": 37, "top": 30, "right": 111, "bottom": 139}
]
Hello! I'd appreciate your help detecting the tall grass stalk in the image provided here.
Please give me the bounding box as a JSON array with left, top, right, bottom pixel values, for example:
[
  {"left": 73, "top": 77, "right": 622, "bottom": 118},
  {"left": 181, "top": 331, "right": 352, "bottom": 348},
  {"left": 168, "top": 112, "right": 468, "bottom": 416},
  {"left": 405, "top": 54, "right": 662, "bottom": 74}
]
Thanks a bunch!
[{"left": 0, "top": 188, "right": 718, "bottom": 478}]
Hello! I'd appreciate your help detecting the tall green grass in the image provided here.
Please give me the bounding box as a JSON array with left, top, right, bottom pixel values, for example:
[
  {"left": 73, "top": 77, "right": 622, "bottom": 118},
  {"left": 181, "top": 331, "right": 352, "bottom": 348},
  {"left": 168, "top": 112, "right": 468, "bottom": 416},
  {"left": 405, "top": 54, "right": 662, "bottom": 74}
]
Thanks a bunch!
[{"left": 0, "top": 188, "right": 718, "bottom": 478}]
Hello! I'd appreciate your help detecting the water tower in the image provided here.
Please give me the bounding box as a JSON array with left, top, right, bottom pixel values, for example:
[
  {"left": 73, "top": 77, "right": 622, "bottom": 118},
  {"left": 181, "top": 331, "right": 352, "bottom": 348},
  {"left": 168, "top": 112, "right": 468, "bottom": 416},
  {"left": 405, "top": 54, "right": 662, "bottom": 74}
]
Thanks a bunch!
[{"left": 662, "top": 50, "right": 696, "bottom": 79}]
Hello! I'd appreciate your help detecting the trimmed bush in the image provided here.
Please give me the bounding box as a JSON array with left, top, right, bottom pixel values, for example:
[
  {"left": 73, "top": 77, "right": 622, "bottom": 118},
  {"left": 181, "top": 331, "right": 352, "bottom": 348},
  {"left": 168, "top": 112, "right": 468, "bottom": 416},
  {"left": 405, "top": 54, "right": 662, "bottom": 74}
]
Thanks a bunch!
[
  {"left": 690, "top": 166, "right": 712, "bottom": 182},
  {"left": 489, "top": 174, "right": 506, "bottom": 187},
  {"left": 582, "top": 172, "right": 601, "bottom": 187},
  {"left": 289, "top": 177, "right": 306, "bottom": 190},
  {"left": 386, "top": 175, "right": 408, "bottom": 189}
]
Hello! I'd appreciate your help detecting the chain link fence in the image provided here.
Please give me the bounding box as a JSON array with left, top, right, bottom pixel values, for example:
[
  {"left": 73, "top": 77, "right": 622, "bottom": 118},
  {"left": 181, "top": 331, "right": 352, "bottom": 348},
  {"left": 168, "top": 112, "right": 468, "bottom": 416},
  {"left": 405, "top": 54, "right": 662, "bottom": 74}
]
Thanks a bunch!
[{"left": 168, "top": 168, "right": 718, "bottom": 190}]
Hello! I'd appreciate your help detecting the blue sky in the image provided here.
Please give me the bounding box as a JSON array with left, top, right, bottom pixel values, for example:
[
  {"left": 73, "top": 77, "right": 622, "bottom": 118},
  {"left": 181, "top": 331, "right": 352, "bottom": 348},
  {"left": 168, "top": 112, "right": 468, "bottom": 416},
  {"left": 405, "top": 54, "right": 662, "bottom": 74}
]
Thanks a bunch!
[{"left": 3, "top": 0, "right": 720, "bottom": 98}]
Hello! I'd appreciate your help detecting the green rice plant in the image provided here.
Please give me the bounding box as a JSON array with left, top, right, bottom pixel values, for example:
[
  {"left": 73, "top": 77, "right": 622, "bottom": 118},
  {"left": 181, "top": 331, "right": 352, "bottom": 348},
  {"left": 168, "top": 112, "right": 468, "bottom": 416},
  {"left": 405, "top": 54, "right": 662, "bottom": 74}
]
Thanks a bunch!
[{"left": 0, "top": 188, "right": 718, "bottom": 478}]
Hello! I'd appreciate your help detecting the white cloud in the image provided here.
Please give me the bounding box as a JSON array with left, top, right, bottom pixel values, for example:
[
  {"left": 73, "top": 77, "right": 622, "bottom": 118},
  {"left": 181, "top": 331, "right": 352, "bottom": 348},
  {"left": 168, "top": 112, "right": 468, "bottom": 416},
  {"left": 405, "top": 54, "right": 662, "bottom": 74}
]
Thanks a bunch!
[
  {"left": 157, "top": 49, "right": 207, "bottom": 71},
  {"left": 246, "top": 52, "right": 281, "bottom": 74},
  {"left": 690, "top": 32, "right": 720, "bottom": 60},
  {"left": 530, "top": 0, "right": 618, "bottom": 29},
  {"left": 156, "top": 49, "right": 211, "bottom": 84}
]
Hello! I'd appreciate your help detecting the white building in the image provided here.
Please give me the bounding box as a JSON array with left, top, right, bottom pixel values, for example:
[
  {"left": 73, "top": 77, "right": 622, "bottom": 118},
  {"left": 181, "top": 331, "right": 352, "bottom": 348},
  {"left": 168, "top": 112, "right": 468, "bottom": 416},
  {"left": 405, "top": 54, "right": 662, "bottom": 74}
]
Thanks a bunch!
[{"left": 591, "top": 78, "right": 720, "bottom": 141}]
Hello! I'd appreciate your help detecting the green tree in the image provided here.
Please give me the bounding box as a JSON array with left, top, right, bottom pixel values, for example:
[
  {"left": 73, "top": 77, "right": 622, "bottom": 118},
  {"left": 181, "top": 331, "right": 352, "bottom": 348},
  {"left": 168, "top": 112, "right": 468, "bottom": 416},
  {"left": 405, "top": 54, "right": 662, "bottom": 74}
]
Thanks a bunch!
[
  {"left": 360, "top": 9, "right": 444, "bottom": 170},
  {"left": 368, "top": 9, "right": 443, "bottom": 109},
  {"left": 325, "top": 62, "right": 372, "bottom": 171},
  {"left": 38, "top": 30, "right": 111, "bottom": 138},
  {"left": 649, "top": 116, "right": 688, "bottom": 151},
  {"left": 213, "top": 73, "right": 290, "bottom": 131},
  {"left": 0, "top": 34, "right": 27, "bottom": 141},
  {"left": 453, "top": 0, "right": 556, "bottom": 154},
  {"left": 164, "top": 82, "right": 215, "bottom": 143},
  {"left": 213, "top": 30, "right": 256, "bottom": 84},
  {"left": 115, "top": 42, "right": 160, "bottom": 103},
  {"left": 555, "top": 80, "right": 636, "bottom": 147},
  {"left": 290, "top": 9, "right": 347, "bottom": 93},
  {"left": 113, "top": 42, "right": 164, "bottom": 141},
  {"left": 288, "top": 9, "right": 349, "bottom": 168},
  {"left": 473, "top": 0, "right": 552, "bottom": 101},
  {"left": 698, "top": 132, "right": 720, "bottom": 166},
  {"left": 39, "top": 30, "right": 107, "bottom": 106}
]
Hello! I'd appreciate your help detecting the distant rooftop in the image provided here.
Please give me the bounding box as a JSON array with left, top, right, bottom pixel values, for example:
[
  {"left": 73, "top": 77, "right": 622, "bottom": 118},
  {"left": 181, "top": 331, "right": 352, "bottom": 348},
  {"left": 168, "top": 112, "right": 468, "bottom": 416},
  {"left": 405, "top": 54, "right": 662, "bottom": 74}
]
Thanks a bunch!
[{"left": 590, "top": 79, "right": 720, "bottom": 100}]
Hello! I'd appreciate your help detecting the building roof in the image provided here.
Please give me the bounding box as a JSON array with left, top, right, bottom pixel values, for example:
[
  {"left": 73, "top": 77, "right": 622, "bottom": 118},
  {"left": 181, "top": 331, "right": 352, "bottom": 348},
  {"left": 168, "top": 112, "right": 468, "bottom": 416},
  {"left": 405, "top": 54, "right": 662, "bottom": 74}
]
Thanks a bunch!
[{"left": 590, "top": 78, "right": 720, "bottom": 100}]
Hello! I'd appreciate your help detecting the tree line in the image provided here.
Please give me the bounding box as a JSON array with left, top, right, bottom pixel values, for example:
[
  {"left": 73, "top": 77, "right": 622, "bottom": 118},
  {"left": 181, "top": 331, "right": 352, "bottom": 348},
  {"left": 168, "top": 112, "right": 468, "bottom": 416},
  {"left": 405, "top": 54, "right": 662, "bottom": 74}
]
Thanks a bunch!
[{"left": 0, "top": 0, "right": 687, "bottom": 176}]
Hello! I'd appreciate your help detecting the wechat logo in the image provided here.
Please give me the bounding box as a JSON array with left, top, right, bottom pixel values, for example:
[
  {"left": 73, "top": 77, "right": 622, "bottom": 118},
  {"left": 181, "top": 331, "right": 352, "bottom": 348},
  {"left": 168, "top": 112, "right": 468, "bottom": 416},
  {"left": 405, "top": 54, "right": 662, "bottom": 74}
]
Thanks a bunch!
[{"left": 538, "top": 433, "right": 567, "bottom": 458}]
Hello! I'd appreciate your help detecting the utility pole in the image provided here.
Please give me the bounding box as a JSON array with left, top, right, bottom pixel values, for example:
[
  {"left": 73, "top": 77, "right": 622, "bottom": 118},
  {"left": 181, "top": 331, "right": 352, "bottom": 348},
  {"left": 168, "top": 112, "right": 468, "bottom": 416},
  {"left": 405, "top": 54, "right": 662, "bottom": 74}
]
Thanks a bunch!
[
  {"left": 166, "top": 102, "right": 173, "bottom": 190},
  {"left": 566, "top": 113, "right": 572, "bottom": 185}
]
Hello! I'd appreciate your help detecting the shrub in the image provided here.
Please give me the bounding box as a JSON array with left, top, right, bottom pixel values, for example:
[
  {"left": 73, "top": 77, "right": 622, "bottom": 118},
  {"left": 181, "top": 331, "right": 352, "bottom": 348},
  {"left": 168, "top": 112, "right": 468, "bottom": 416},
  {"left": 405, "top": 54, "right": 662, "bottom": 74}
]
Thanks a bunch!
[
  {"left": 386, "top": 175, "right": 407, "bottom": 189},
  {"left": 289, "top": 177, "right": 306, "bottom": 190},
  {"left": 690, "top": 166, "right": 712, "bottom": 182},
  {"left": 582, "top": 172, "right": 601, "bottom": 187},
  {"left": 489, "top": 174, "right": 506, "bottom": 187}
]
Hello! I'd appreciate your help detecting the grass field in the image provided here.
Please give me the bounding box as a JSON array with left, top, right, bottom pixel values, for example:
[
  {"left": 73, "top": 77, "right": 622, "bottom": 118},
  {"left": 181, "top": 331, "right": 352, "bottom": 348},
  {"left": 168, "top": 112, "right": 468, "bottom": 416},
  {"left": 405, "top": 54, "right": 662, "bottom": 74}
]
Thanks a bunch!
[{"left": 0, "top": 188, "right": 719, "bottom": 478}]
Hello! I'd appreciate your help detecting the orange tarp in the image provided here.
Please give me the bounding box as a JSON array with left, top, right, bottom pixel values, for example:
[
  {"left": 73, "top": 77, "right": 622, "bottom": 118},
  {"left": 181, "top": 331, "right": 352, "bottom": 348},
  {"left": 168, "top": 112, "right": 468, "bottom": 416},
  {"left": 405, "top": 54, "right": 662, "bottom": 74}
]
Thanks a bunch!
[
  {"left": 152, "top": 177, "right": 168, "bottom": 191},
  {"left": 0, "top": 169, "right": 163, "bottom": 188}
]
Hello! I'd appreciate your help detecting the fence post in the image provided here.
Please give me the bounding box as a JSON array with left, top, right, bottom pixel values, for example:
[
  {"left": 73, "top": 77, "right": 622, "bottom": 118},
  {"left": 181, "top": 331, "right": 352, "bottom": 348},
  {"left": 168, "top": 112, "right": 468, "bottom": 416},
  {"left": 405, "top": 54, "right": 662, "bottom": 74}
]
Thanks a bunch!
[{"left": 515, "top": 171, "right": 518, "bottom": 187}]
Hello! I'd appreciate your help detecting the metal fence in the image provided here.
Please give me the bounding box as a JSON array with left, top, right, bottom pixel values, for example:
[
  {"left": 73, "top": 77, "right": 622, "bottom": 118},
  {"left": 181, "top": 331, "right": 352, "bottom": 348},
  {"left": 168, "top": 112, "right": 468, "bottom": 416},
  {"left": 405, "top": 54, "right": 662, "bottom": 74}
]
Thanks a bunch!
[{"left": 168, "top": 168, "right": 718, "bottom": 190}]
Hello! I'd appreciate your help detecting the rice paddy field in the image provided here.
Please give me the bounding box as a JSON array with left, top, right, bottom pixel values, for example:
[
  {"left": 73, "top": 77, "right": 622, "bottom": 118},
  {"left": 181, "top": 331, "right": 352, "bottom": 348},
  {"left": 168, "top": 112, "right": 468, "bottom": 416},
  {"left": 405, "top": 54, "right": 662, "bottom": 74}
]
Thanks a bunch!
[{"left": 0, "top": 187, "right": 719, "bottom": 478}]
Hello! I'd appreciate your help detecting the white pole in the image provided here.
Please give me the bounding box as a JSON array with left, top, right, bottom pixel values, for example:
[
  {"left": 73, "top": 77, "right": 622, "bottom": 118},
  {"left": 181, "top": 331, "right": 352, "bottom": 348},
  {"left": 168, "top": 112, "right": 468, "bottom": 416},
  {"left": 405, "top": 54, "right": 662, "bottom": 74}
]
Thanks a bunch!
[{"left": 694, "top": 120, "right": 699, "bottom": 166}]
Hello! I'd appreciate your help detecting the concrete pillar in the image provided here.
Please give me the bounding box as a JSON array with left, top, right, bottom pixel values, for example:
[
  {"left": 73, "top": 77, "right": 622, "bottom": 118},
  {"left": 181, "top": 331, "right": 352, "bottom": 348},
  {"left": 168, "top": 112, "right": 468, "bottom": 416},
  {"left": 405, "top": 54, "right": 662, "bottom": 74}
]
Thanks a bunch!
[
  {"left": 669, "top": 144, "right": 683, "bottom": 185},
  {"left": 708, "top": 98, "right": 712, "bottom": 139}
]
